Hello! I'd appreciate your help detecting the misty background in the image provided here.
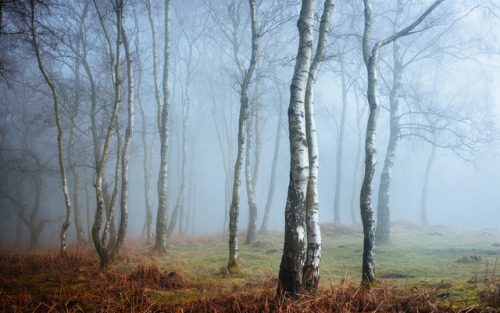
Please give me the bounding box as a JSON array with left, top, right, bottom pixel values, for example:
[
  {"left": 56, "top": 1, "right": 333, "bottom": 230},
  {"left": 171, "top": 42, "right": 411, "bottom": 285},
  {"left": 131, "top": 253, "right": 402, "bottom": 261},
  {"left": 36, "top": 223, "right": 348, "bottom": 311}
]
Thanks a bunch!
[{"left": 0, "top": 0, "right": 499, "bottom": 248}]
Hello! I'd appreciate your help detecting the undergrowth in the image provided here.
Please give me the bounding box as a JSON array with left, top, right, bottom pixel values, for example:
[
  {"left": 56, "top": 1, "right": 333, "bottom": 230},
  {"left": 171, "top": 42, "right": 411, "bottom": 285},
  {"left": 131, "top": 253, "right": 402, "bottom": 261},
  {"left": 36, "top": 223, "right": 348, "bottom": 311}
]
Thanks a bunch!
[{"left": 0, "top": 225, "right": 499, "bottom": 312}]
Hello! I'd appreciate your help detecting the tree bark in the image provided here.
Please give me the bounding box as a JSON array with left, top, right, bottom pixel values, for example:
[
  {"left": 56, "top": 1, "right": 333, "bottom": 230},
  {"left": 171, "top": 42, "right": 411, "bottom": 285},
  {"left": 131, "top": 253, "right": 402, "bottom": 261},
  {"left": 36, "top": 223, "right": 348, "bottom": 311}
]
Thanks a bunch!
[
  {"left": 155, "top": 0, "right": 171, "bottom": 254},
  {"left": 277, "top": 0, "right": 314, "bottom": 298}
]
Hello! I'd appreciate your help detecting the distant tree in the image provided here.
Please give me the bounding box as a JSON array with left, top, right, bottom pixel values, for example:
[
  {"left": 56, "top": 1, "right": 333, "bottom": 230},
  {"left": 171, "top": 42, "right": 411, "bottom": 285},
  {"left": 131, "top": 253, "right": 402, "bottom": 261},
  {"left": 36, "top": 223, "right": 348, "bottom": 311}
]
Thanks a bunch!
[
  {"left": 259, "top": 74, "right": 285, "bottom": 234},
  {"left": 166, "top": 5, "right": 204, "bottom": 238}
]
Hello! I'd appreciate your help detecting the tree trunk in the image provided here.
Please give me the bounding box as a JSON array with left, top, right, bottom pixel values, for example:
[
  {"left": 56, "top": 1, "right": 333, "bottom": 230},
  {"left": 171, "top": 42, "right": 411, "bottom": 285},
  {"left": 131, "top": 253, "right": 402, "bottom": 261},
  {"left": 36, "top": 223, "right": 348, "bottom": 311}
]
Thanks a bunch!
[
  {"left": 91, "top": 0, "right": 123, "bottom": 268},
  {"left": 277, "top": 0, "right": 315, "bottom": 298},
  {"left": 244, "top": 116, "right": 258, "bottom": 244},
  {"left": 421, "top": 145, "right": 436, "bottom": 226},
  {"left": 103, "top": 126, "right": 121, "bottom": 251},
  {"left": 361, "top": 0, "right": 444, "bottom": 285},
  {"left": 85, "top": 169, "right": 92, "bottom": 243},
  {"left": 69, "top": 124, "right": 85, "bottom": 245},
  {"left": 69, "top": 19, "right": 86, "bottom": 246},
  {"left": 115, "top": 25, "right": 134, "bottom": 255},
  {"left": 259, "top": 77, "right": 284, "bottom": 234},
  {"left": 302, "top": 0, "right": 334, "bottom": 292},
  {"left": 146, "top": 0, "right": 162, "bottom": 133},
  {"left": 170, "top": 34, "right": 194, "bottom": 238},
  {"left": 30, "top": 1, "right": 72, "bottom": 254},
  {"left": 134, "top": 12, "right": 153, "bottom": 245},
  {"left": 375, "top": 1, "right": 404, "bottom": 245},
  {"left": 155, "top": 0, "right": 171, "bottom": 254},
  {"left": 227, "top": 0, "right": 258, "bottom": 274}
]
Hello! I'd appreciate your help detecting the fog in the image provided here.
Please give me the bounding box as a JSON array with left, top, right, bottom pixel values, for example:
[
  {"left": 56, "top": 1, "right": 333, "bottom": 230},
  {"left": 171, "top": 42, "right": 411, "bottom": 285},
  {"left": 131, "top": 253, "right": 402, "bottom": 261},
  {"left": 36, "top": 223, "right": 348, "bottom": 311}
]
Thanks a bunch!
[{"left": 0, "top": 0, "right": 499, "bottom": 251}]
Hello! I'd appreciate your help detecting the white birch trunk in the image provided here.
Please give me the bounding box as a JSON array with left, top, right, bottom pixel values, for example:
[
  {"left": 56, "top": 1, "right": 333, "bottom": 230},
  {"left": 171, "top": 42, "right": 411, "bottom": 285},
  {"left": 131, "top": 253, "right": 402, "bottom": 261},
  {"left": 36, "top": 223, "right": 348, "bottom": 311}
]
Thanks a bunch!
[
  {"left": 227, "top": 0, "right": 258, "bottom": 274},
  {"left": 115, "top": 26, "right": 134, "bottom": 254},
  {"left": 155, "top": 0, "right": 171, "bottom": 254},
  {"left": 302, "top": 0, "right": 334, "bottom": 292},
  {"left": 361, "top": 0, "right": 445, "bottom": 285},
  {"left": 30, "top": 1, "right": 72, "bottom": 255},
  {"left": 277, "top": 0, "right": 315, "bottom": 298}
]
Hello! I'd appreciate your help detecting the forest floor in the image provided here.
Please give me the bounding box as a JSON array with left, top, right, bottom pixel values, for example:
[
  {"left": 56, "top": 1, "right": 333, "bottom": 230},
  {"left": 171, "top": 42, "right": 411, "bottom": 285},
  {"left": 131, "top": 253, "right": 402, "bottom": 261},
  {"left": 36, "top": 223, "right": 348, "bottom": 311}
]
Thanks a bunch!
[{"left": 1, "top": 222, "right": 500, "bottom": 312}]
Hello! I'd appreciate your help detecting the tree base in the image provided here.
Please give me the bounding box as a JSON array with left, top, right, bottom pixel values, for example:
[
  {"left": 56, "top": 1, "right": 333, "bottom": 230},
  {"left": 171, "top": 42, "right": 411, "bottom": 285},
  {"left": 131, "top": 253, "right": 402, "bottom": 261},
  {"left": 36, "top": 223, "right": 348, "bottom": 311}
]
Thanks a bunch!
[
  {"left": 361, "top": 279, "right": 378, "bottom": 289},
  {"left": 227, "top": 258, "right": 241, "bottom": 275}
]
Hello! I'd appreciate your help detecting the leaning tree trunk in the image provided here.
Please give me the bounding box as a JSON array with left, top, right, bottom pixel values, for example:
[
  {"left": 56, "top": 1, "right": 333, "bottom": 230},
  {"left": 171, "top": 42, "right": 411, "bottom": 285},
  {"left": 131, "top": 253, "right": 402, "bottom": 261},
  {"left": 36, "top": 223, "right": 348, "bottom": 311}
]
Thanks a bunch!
[
  {"left": 421, "top": 145, "right": 436, "bottom": 226},
  {"left": 259, "top": 77, "right": 284, "bottom": 234},
  {"left": 227, "top": 0, "right": 258, "bottom": 274},
  {"left": 277, "top": 0, "right": 315, "bottom": 298},
  {"left": 375, "top": 1, "right": 403, "bottom": 245},
  {"left": 30, "top": 2, "right": 72, "bottom": 254},
  {"left": 302, "top": 0, "right": 334, "bottom": 292},
  {"left": 155, "top": 0, "right": 171, "bottom": 254}
]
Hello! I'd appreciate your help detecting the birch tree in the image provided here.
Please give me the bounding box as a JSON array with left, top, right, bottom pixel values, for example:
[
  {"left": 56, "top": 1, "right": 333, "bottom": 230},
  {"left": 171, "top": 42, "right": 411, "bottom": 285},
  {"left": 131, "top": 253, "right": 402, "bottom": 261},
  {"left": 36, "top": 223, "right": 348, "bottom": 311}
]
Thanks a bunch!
[
  {"left": 360, "top": 0, "right": 445, "bottom": 284},
  {"left": 90, "top": 0, "right": 126, "bottom": 267},
  {"left": 29, "top": 0, "right": 73, "bottom": 255},
  {"left": 302, "top": 0, "right": 334, "bottom": 292},
  {"left": 226, "top": 0, "right": 259, "bottom": 274},
  {"left": 115, "top": 22, "right": 134, "bottom": 255},
  {"left": 155, "top": 0, "right": 171, "bottom": 254},
  {"left": 276, "top": 0, "right": 314, "bottom": 295},
  {"left": 133, "top": 10, "right": 153, "bottom": 244}
]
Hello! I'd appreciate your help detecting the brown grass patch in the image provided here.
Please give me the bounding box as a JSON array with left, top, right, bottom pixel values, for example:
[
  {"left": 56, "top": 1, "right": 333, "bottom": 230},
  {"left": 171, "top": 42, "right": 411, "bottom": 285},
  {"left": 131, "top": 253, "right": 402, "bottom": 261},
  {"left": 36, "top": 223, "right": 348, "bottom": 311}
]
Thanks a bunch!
[{"left": 0, "top": 245, "right": 496, "bottom": 312}]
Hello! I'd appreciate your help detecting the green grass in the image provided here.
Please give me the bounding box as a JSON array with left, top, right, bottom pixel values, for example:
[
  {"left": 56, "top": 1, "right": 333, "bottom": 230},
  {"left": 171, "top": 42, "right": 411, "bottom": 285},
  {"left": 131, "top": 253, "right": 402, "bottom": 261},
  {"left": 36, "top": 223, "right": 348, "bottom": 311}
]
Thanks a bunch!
[{"left": 146, "top": 223, "right": 499, "bottom": 304}]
